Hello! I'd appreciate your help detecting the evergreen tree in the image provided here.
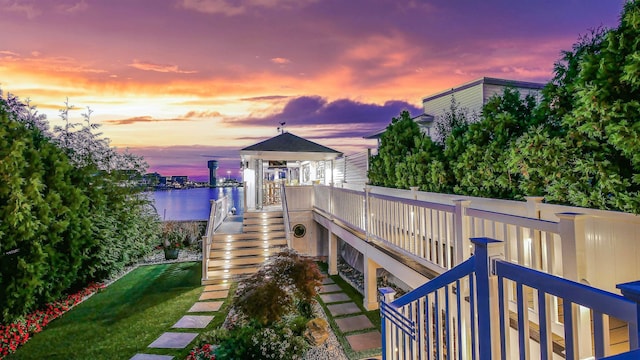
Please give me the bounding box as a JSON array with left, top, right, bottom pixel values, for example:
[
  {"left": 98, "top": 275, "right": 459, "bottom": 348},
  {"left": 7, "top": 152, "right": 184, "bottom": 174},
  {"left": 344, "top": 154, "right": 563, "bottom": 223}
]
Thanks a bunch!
[{"left": 368, "top": 111, "right": 422, "bottom": 187}]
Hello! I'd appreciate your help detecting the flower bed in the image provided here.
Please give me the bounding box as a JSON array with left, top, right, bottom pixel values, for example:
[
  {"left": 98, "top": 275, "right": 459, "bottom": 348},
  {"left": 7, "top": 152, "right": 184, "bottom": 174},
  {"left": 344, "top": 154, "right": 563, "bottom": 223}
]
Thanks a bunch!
[{"left": 0, "top": 282, "right": 104, "bottom": 359}]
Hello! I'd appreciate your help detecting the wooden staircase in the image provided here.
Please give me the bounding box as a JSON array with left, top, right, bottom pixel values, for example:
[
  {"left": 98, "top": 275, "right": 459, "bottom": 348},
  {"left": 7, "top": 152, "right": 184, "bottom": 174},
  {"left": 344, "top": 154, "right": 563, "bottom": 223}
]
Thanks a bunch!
[{"left": 203, "top": 210, "right": 288, "bottom": 285}]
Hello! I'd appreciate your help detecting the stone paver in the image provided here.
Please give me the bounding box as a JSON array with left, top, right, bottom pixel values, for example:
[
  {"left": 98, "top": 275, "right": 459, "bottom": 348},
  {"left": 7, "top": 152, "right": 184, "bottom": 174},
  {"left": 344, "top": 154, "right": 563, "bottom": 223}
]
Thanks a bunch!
[
  {"left": 188, "top": 301, "right": 223, "bottom": 312},
  {"left": 130, "top": 355, "right": 174, "bottom": 360},
  {"left": 200, "top": 290, "right": 228, "bottom": 300},
  {"left": 148, "top": 332, "right": 198, "bottom": 349},
  {"left": 322, "top": 277, "right": 335, "bottom": 285},
  {"left": 204, "top": 284, "right": 230, "bottom": 292},
  {"left": 327, "top": 302, "right": 361, "bottom": 316},
  {"left": 335, "top": 314, "right": 375, "bottom": 333},
  {"left": 320, "top": 292, "right": 350, "bottom": 303},
  {"left": 172, "top": 315, "right": 214, "bottom": 329},
  {"left": 320, "top": 284, "right": 342, "bottom": 293},
  {"left": 346, "top": 331, "right": 381, "bottom": 352}
]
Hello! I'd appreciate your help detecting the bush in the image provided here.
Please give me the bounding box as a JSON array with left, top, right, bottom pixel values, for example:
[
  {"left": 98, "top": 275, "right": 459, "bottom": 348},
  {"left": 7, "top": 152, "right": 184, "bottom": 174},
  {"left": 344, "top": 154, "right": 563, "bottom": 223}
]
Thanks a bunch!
[
  {"left": 232, "top": 249, "right": 323, "bottom": 325},
  {"left": 0, "top": 92, "right": 161, "bottom": 322}
]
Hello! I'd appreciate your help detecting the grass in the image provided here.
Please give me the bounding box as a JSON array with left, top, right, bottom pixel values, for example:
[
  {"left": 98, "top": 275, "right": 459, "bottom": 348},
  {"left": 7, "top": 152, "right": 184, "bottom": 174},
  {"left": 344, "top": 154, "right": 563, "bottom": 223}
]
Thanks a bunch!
[
  {"left": 9, "top": 262, "right": 207, "bottom": 360},
  {"left": 315, "top": 262, "right": 382, "bottom": 360}
]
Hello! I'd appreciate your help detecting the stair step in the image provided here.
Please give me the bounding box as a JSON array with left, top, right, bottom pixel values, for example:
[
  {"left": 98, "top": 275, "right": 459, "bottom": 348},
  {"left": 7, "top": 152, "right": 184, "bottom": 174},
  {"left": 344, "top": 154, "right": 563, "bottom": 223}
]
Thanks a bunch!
[
  {"left": 213, "top": 231, "right": 286, "bottom": 241},
  {"left": 210, "top": 246, "right": 287, "bottom": 257},
  {"left": 242, "top": 225, "right": 285, "bottom": 233},
  {"left": 211, "top": 238, "right": 287, "bottom": 250},
  {"left": 243, "top": 211, "right": 283, "bottom": 219},
  {"left": 209, "top": 256, "right": 270, "bottom": 267},
  {"left": 242, "top": 217, "right": 284, "bottom": 225},
  {"left": 207, "top": 267, "right": 259, "bottom": 278}
]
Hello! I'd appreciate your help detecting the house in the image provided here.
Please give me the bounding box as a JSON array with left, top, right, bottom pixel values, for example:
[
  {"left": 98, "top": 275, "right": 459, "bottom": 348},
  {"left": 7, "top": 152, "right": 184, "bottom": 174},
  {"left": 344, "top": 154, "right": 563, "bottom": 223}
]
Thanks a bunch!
[
  {"left": 240, "top": 132, "right": 342, "bottom": 210},
  {"left": 366, "top": 77, "right": 545, "bottom": 143}
]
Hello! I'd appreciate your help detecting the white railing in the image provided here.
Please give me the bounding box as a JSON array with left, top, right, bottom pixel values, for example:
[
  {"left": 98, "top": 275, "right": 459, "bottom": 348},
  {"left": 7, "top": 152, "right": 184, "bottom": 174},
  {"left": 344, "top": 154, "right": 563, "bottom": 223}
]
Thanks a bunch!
[
  {"left": 286, "top": 184, "right": 640, "bottom": 358},
  {"left": 309, "top": 184, "right": 640, "bottom": 295},
  {"left": 381, "top": 238, "right": 640, "bottom": 360},
  {"left": 281, "top": 184, "right": 291, "bottom": 246},
  {"left": 201, "top": 195, "right": 232, "bottom": 283},
  {"left": 369, "top": 193, "right": 456, "bottom": 270}
]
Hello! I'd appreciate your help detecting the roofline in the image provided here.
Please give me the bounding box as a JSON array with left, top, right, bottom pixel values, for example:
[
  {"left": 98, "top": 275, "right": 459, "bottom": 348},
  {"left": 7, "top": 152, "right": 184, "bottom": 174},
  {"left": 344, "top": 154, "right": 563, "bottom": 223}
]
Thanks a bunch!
[{"left": 422, "top": 77, "right": 545, "bottom": 103}]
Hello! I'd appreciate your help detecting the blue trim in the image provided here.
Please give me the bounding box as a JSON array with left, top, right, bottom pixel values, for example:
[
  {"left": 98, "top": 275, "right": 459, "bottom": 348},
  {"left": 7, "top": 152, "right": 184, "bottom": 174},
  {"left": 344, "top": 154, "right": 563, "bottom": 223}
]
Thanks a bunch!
[
  {"left": 392, "top": 257, "right": 475, "bottom": 307},
  {"left": 537, "top": 288, "right": 550, "bottom": 360},
  {"left": 601, "top": 349, "right": 640, "bottom": 359},
  {"left": 495, "top": 261, "right": 636, "bottom": 322},
  {"left": 473, "top": 237, "right": 494, "bottom": 360}
]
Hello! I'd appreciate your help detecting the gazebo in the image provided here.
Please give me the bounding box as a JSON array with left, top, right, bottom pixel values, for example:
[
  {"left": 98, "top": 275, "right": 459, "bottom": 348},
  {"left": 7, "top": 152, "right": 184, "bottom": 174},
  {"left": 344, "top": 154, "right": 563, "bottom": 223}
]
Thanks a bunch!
[{"left": 240, "top": 132, "right": 342, "bottom": 210}]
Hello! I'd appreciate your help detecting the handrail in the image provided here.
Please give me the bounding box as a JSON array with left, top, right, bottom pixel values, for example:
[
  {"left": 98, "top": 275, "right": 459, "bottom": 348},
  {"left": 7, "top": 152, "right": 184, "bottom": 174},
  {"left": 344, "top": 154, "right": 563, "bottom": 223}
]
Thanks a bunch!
[
  {"left": 201, "top": 195, "right": 231, "bottom": 283},
  {"left": 380, "top": 237, "right": 640, "bottom": 360},
  {"left": 391, "top": 257, "right": 475, "bottom": 308},
  {"left": 281, "top": 183, "right": 291, "bottom": 246}
]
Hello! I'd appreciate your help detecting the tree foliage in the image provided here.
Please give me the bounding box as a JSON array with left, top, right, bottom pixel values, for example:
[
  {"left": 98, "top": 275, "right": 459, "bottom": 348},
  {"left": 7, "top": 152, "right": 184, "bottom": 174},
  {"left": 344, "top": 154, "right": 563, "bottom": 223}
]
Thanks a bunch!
[
  {"left": 369, "top": 1, "right": 640, "bottom": 214},
  {"left": 0, "top": 91, "right": 161, "bottom": 322}
]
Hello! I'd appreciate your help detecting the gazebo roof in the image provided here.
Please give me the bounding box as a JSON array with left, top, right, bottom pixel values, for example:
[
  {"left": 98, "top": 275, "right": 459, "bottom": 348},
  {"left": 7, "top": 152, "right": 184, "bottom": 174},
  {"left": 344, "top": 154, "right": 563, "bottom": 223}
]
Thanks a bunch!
[{"left": 240, "top": 132, "right": 342, "bottom": 161}]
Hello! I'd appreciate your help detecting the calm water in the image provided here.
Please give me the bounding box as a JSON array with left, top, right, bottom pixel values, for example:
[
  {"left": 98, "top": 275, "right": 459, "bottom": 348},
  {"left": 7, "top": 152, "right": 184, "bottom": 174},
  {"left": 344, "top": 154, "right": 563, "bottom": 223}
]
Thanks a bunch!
[{"left": 149, "top": 187, "right": 244, "bottom": 221}]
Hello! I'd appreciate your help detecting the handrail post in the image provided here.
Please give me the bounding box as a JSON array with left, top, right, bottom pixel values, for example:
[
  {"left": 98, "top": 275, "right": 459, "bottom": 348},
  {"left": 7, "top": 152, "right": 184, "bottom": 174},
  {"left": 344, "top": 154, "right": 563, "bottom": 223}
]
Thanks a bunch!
[
  {"left": 453, "top": 200, "right": 471, "bottom": 265},
  {"left": 557, "top": 211, "right": 593, "bottom": 357},
  {"left": 617, "top": 281, "right": 640, "bottom": 350},
  {"left": 379, "top": 287, "right": 397, "bottom": 360},
  {"left": 471, "top": 237, "right": 504, "bottom": 360},
  {"left": 364, "top": 185, "right": 371, "bottom": 241},
  {"left": 410, "top": 186, "right": 419, "bottom": 200},
  {"left": 556, "top": 212, "right": 588, "bottom": 281},
  {"left": 202, "top": 199, "right": 217, "bottom": 284}
]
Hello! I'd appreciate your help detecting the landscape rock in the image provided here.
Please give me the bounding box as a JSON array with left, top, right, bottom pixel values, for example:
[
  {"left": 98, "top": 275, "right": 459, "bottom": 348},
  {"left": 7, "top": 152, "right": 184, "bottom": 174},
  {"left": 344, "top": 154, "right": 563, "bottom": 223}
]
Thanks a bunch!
[{"left": 304, "top": 317, "right": 330, "bottom": 346}]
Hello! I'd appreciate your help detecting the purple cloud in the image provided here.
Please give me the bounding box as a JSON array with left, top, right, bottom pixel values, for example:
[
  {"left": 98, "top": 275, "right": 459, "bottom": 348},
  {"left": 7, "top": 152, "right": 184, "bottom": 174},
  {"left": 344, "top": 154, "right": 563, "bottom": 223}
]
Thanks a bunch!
[{"left": 228, "top": 96, "right": 421, "bottom": 136}]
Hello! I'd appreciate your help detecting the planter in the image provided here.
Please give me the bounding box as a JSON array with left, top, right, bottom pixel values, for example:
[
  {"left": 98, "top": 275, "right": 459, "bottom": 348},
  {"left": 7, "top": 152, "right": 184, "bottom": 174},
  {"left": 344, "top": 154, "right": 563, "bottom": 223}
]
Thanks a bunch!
[{"left": 164, "top": 248, "right": 180, "bottom": 260}]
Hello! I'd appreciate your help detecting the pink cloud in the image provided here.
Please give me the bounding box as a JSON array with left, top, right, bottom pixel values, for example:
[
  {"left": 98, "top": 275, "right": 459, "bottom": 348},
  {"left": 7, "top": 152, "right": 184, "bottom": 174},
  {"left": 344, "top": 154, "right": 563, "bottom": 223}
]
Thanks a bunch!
[{"left": 128, "top": 60, "right": 197, "bottom": 74}]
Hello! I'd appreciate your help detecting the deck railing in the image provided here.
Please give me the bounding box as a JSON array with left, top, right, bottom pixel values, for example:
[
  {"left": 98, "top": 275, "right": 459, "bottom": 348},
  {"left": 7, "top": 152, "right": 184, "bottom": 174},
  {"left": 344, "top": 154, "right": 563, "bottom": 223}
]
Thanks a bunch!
[
  {"left": 311, "top": 184, "right": 640, "bottom": 294},
  {"left": 280, "top": 183, "right": 291, "bottom": 247},
  {"left": 380, "top": 238, "right": 640, "bottom": 360},
  {"left": 201, "top": 195, "right": 232, "bottom": 283}
]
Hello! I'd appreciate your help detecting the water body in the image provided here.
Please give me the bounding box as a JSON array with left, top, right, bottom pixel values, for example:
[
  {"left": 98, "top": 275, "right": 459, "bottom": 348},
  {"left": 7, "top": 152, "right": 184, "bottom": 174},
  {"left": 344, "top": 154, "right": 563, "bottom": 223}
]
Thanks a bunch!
[{"left": 149, "top": 187, "right": 244, "bottom": 221}]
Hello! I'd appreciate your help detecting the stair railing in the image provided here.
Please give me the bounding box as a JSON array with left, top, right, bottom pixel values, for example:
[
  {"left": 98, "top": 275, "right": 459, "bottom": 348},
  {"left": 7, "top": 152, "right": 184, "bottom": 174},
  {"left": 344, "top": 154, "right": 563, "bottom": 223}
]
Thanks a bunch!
[
  {"left": 280, "top": 183, "right": 292, "bottom": 247},
  {"left": 380, "top": 237, "right": 640, "bottom": 360},
  {"left": 202, "top": 195, "right": 232, "bottom": 284}
]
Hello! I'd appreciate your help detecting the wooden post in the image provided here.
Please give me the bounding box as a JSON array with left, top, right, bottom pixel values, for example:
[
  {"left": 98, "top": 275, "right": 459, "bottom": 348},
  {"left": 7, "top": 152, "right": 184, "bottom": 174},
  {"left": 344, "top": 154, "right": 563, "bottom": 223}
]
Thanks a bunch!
[
  {"left": 617, "top": 281, "right": 640, "bottom": 350},
  {"left": 471, "top": 237, "right": 504, "bottom": 360},
  {"left": 364, "top": 186, "right": 371, "bottom": 241},
  {"left": 410, "top": 186, "right": 419, "bottom": 200},
  {"left": 453, "top": 200, "right": 471, "bottom": 265},
  {"left": 328, "top": 231, "right": 338, "bottom": 276},
  {"left": 557, "top": 212, "right": 592, "bottom": 358},
  {"left": 525, "top": 196, "right": 544, "bottom": 219},
  {"left": 363, "top": 256, "right": 380, "bottom": 310}
]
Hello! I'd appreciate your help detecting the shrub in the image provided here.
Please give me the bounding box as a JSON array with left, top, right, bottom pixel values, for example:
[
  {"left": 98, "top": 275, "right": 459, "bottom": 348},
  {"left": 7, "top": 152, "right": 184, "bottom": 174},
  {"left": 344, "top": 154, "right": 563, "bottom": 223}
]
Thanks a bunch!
[{"left": 232, "top": 249, "right": 322, "bottom": 325}]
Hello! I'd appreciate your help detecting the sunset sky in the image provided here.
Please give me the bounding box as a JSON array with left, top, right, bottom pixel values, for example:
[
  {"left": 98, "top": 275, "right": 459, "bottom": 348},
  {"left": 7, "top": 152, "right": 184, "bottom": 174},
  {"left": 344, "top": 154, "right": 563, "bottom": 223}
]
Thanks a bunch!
[{"left": 0, "top": 0, "right": 626, "bottom": 181}]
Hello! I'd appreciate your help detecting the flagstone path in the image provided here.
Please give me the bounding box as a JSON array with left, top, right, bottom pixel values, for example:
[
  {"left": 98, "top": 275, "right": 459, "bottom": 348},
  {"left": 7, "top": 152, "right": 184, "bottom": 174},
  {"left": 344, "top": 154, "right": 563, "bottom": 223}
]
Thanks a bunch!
[
  {"left": 318, "top": 275, "right": 382, "bottom": 358},
  {"left": 129, "top": 272, "right": 381, "bottom": 360},
  {"left": 128, "top": 283, "right": 230, "bottom": 360}
]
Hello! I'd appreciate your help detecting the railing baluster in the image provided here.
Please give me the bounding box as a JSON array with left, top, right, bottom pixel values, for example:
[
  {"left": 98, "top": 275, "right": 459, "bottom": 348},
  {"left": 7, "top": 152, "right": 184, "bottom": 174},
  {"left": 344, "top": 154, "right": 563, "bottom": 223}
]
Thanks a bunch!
[
  {"left": 537, "top": 290, "right": 552, "bottom": 360},
  {"left": 563, "top": 298, "right": 575, "bottom": 360},
  {"left": 498, "top": 275, "right": 507, "bottom": 360},
  {"left": 593, "top": 311, "right": 606, "bottom": 358},
  {"left": 516, "top": 282, "right": 530, "bottom": 360},
  {"left": 445, "top": 284, "right": 451, "bottom": 360}
]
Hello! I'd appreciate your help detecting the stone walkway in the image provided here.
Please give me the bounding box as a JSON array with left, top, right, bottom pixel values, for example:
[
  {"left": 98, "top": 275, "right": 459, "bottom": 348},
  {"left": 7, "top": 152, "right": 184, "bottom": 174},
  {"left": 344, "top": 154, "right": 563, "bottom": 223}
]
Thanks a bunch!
[
  {"left": 129, "top": 273, "right": 381, "bottom": 360},
  {"left": 318, "top": 276, "right": 382, "bottom": 358},
  {"left": 129, "top": 284, "right": 229, "bottom": 360}
]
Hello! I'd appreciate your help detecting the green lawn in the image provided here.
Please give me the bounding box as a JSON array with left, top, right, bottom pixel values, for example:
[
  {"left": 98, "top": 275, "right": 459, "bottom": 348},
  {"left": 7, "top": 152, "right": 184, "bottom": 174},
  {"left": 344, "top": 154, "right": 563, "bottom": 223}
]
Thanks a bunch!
[{"left": 9, "top": 262, "right": 204, "bottom": 360}]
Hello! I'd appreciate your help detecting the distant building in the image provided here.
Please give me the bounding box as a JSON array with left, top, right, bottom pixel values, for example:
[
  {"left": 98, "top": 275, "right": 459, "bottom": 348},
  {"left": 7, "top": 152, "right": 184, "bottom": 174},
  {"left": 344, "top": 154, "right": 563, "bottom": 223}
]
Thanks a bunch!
[
  {"left": 208, "top": 160, "right": 219, "bottom": 187},
  {"left": 366, "top": 77, "right": 545, "bottom": 143},
  {"left": 173, "top": 176, "right": 188, "bottom": 186},
  {"left": 143, "top": 172, "right": 161, "bottom": 187}
]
